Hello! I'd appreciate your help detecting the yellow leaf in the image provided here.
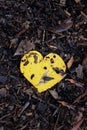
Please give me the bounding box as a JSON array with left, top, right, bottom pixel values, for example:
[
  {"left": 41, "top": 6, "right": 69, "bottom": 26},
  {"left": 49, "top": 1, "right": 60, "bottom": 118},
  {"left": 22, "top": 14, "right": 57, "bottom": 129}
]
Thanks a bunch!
[{"left": 20, "top": 50, "right": 66, "bottom": 93}]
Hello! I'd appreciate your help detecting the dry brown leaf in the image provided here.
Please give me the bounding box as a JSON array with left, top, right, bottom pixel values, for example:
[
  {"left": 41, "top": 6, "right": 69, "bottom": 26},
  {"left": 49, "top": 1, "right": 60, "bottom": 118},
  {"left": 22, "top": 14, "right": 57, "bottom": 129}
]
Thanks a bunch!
[
  {"left": 14, "top": 39, "right": 35, "bottom": 56},
  {"left": 67, "top": 56, "right": 74, "bottom": 69},
  {"left": 71, "top": 118, "right": 84, "bottom": 130}
]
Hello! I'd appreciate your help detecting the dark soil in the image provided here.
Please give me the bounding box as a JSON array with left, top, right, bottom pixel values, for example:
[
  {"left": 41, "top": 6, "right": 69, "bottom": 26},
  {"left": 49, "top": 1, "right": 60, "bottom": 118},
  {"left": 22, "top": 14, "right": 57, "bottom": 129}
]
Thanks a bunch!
[{"left": 0, "top": 0, "right": 87, "bottom": 130}]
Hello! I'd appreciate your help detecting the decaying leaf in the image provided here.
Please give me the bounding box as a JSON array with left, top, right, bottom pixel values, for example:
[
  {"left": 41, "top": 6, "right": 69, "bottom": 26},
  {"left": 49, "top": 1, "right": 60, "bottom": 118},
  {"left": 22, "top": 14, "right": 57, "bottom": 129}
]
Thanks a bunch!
[
  {"left": 67, "top": 56, "right": 74, "bottom": 69},
  {"left": 20, "top": 50, "right": 66, "bottom": 93},
  {"left": 14, "top": 39, "right": 35, "bottom": 56},
  {"left": 49, "top": 90, "right": 58, "bottom": 100},
  {"left": 75, "top": 64, "right": 83, "bottom": 79}
]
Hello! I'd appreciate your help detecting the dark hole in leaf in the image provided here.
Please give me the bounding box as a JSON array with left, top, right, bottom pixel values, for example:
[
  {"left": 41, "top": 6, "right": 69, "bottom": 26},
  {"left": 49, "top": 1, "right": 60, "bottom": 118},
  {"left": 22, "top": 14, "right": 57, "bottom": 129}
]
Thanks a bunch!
[
  {"left": 44, "top": 66, "right": 47, "bottom": 70},
  {"left": 43, "top": 76, "right": 54, "bottom": 81},
  {"left": 21, "top": 59, "right": 26, "bottom": 62},
  {"left": 53, "top": 68, "right": 64, "bottom": 75},
  {"left": 53, "top": 55, "right": 56, "bottom": 58},
  {"left": 23, "top": 60, "right": 29, "bottom": 66},
  {"left": 50, "top": 58, "right": 54, "bottom": 63},
  {"left": 46, "top": 56, "right": 50, "bottom": 59},
  {"left": 31, "top": 74, "right": 35, "bottom": 80}
]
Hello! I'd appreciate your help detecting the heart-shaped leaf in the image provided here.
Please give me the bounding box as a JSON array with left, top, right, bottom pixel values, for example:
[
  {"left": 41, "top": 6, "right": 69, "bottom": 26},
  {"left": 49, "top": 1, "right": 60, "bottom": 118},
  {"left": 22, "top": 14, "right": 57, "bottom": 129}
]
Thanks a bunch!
[{"left": 20, "top": 50, "right": 66, "bottom": 92}]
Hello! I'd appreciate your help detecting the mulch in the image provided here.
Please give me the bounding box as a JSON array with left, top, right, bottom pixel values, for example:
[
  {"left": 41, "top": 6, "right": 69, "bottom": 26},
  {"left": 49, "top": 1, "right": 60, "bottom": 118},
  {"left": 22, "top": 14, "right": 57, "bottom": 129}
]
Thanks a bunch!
[{"left": 0, "top": 0, "right": 87, "bottom": 130}]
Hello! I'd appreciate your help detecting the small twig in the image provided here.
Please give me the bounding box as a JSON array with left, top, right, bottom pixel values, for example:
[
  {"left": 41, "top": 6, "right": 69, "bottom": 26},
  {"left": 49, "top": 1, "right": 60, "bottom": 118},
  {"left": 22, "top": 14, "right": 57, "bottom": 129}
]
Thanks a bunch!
[
  {"left": 71, "top": 118, "right": 84, "bottom": 130},
  {"left": 18, "top": 102, "right": 30, "bottom": 117},
  {"left": 0, "top": 112, "right": 13, "bottom": 120},
  {"left": 77, "top": 42, "right": 87, "bottom": 46},
  {"left": 42, "top": 29, "right": 46, "bottom": 46},
  {"left": 18, "top": 122, "right": 29, "bottom": 130},
  {"left": 54, "top": 106, "right": 61, "bottom": 130},
  {"left": 58, "top": 101, "right": 75, "bottom": 110},
  {"left": 73, "top": 91, "right": 87, "bottom": 104}
]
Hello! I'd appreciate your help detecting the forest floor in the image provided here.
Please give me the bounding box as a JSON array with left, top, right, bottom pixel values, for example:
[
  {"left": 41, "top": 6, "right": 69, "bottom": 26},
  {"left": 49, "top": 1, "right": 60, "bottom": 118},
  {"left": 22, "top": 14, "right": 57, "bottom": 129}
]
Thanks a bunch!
[{"left": 0, "top": 0, "right": 87, "bottom": 130}]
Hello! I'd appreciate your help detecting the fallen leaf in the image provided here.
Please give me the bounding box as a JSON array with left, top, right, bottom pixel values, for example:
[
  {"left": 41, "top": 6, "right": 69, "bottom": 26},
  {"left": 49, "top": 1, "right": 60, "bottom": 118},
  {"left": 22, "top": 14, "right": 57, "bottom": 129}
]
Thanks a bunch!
[
  {"left": 49, "top": 90, "right": 58, "bottom": 99},
  {"left": 14, "top": 39, "right": 35, "bottom": 56},
  {"left": 71, "top": 118, "right": 84, "bottom": 130},
  {"left": 20, "top": 51, "right": 66, "bottom": 93},
  {"left": 67, "top": 56, "right": 74, "bottom": 69}
]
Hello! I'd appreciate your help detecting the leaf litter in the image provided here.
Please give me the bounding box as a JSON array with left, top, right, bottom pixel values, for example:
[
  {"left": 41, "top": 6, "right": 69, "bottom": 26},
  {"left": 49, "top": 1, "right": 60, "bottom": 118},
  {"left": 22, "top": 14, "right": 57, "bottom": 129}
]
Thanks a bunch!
[{"left": 0, "top": 0, "right": 87, "bottom": 130}]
